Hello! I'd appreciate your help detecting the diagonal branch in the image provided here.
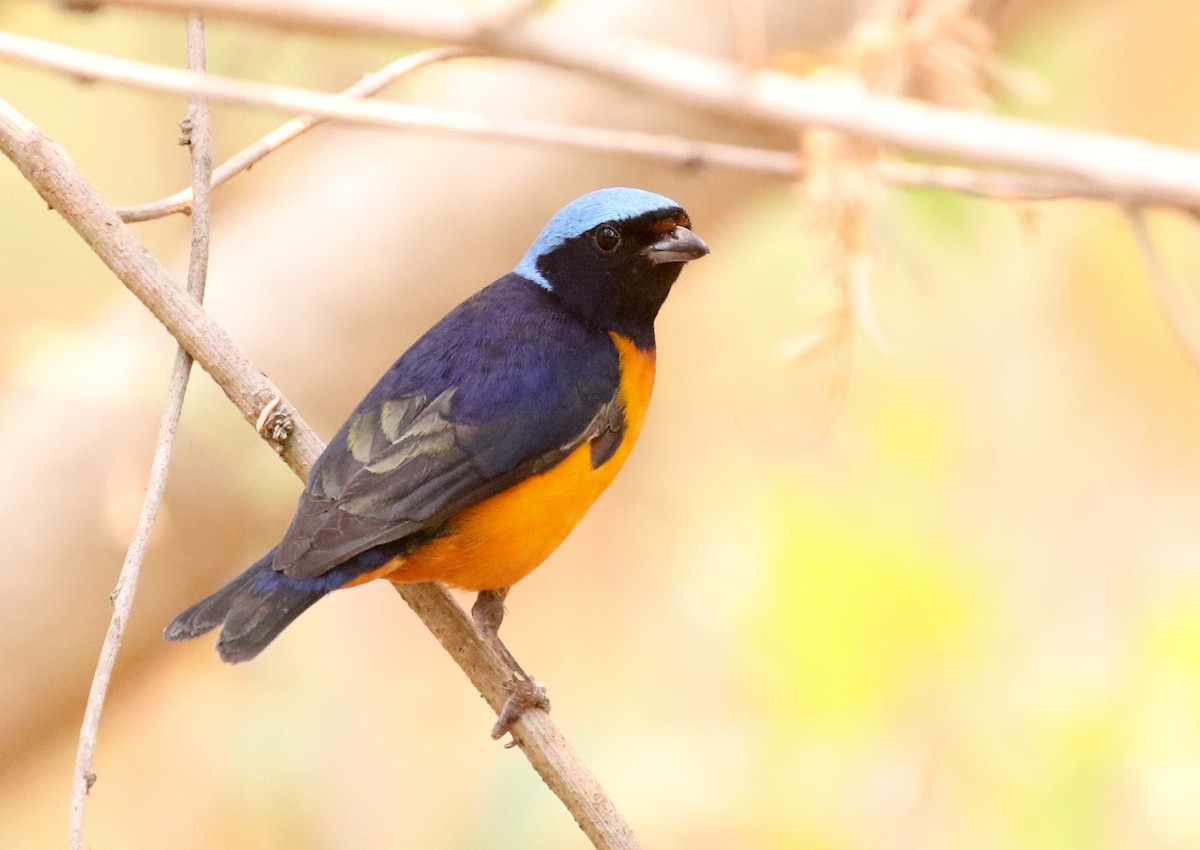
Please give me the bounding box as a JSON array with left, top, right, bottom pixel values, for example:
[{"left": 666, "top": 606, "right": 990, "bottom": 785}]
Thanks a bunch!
[
  {"left": 67, "top": 15, "right": 215, "bottom": 850},
  {"left": 0, "top": 97, "right": 641, "bottom": 850}
]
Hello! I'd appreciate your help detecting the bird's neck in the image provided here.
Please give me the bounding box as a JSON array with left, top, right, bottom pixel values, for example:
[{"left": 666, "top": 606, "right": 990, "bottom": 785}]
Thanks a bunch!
[{"left": 535, "top": 264, "right": 680, "bottom": 352}]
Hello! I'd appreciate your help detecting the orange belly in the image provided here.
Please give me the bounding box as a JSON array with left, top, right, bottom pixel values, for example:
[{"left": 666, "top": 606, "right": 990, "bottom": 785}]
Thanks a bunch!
[{"left": 377, "top": 333, "right": 655, "bottom": 591}]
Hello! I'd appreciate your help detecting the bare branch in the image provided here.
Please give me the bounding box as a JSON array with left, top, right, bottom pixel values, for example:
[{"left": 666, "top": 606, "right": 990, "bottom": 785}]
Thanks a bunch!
[
  {"left": 0, "top": 97, "right": 641, "bottom": 850},
  {"left": 67, "top": 0, "right": 1200, "bottom": 210},
  {"left": 1126, "top": 207, "right": 1200, "bottom": 374},
  {"left": 67, "top": 16, "right": 214, "bottom": 850},
  {"left": 116, "top": 46, "right": 475, "bottom": 222},
  {"left": 182, "top": 15, "right": 214, "bottom": 293}
]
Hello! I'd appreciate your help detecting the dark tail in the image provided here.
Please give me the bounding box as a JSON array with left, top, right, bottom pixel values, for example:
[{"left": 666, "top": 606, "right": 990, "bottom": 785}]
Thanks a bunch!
[{"left": 164, "top": 547, "right": 329, "bottom": 664}]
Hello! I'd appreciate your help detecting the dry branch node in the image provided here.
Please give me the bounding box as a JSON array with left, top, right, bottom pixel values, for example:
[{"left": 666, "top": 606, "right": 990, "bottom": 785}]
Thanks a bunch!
[
  {"left": 254, "top": 394, "right": 293, "bottom": 450},
  {"left": 493, "top": 676, "right": 551, "bottom": 742}
]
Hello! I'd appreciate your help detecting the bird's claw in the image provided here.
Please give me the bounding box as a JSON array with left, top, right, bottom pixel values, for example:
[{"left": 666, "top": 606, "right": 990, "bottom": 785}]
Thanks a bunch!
[{"left": 491, "top": 675, "right": 550, "bottom": 743}]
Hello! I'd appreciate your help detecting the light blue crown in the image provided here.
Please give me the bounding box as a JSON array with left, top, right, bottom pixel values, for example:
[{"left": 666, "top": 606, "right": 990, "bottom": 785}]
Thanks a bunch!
[{"left": 515, "top": 187, "right": 681, "bottom": 290}]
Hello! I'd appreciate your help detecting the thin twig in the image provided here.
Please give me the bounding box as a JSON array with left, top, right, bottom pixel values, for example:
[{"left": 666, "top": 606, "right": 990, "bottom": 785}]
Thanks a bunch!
[
  {"left": 66, "top": 16, "right": 214, "bottom": 850},
  {"left": 182, "top": 17, "right": 214, "bottom": 296},
  {"left": 64, "top": 0, "right": 1200, "bottom": 210},
  {"left": 0, "top": 97, "right": 641, "bottom": 850},
  {"left": 1126, "top": 206, "right": 1200, "bottom": 374},
  {"left": 117, "top": 46, "right": 474, "bottom": 222}
]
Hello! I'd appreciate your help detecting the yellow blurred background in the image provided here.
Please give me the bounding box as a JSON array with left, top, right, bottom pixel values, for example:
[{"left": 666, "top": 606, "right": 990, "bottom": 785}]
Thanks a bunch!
[{"left": 2, "top": 0, "right": 1200, "bottom": 848}]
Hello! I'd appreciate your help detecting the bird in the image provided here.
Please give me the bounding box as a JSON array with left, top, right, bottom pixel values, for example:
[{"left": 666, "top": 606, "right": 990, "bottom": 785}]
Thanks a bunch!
[{"left": 165, "top": 187, "right": 709, "bottom": 730}]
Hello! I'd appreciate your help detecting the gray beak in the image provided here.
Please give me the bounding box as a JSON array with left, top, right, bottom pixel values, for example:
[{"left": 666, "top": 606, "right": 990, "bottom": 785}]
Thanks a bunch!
[{"left": 643, "top": 226, "right": 710, "bottom": 265}]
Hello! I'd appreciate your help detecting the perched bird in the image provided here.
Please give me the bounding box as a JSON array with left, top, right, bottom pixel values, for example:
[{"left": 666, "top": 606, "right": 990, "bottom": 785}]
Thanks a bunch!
[{"left": 166, "top": 187, "right": 708, "bottom": 726}]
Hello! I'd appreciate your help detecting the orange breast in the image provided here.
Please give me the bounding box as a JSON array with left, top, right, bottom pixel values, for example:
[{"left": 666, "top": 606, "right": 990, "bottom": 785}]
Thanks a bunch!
[{"left": 381, "top": 333, "right": 656, "bottom": 591}]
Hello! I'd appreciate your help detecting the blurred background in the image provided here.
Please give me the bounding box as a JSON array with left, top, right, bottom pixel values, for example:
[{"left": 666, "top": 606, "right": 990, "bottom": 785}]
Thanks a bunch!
[{"left": 3, "top": 0, "right": 1200, "bottom": 847}]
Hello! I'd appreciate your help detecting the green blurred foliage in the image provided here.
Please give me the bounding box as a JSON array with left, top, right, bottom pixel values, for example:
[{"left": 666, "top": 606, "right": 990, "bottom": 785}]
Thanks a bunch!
[{"left": 749, "top": 496, "right": 983, "bottom": 733}]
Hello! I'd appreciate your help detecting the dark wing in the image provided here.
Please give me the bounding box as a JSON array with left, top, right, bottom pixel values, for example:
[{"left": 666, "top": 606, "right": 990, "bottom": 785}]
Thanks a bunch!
[{"left": 273, "top": 276, "right": 623, "bottom": 579}]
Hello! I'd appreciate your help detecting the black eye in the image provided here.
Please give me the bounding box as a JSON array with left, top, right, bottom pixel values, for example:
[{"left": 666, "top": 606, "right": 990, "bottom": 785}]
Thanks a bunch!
[{"left": 594, "top": 224, "right": 621, "bottom": 252}]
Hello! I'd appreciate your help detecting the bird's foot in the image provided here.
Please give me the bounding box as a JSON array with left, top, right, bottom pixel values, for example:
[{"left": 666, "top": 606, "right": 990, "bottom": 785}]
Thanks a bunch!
[{"left": 491, "top": 674, "right": 550, "bottom": 743}]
